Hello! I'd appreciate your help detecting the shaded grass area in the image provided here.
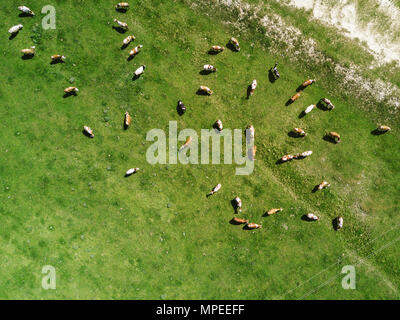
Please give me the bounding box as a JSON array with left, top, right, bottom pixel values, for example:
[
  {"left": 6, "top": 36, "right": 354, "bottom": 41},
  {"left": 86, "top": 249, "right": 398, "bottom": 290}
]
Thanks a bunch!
[{"left": 0, "top": 0, "right": 398, "bottom": 299}]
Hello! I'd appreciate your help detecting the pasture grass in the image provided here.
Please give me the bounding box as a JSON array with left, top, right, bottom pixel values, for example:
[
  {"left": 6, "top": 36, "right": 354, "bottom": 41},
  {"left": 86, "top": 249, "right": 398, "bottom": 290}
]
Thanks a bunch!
[{"left": 0, "top": 0, "right": 398, "bottom": 299}]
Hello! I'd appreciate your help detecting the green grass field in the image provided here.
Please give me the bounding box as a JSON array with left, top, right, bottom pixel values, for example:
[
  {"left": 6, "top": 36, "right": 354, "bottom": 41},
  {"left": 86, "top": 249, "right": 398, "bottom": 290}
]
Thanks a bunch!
[{"left": 0, "top": 0, "right": 399, "bottom": 299}]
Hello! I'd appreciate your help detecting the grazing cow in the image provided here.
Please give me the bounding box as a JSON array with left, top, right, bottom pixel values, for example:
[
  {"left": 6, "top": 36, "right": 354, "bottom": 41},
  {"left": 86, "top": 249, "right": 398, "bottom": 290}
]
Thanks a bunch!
[
  {"left": 233, "top": 196, "right": 242, "bottom": 212},
  {"left": 18, "top": 6, "right": 35, "bottom": 16},
  {"left": 327, "top": 131, "right": 341, "bottom": 143},
  {"left": 306, "top": 213, "right": 319, "bottom": 221},
  {"left": 292, "top": 128, "right": 306, "bottom": 136},
  {"left": 247, "top": 223, "right": 262, "bottom": 229},
  {"left": 304, "top": 104, "right": 315, "bottom": 114},
  {"left": 179, "top": 137, "right": 192, "bottom": 152},
  {"left": 301, "top": 79, "right": 316, "bottom": 88},
  {"left": 129, "top": 45, "right": 143, "bottom": 57},
  {"left": 294, "top": 150, "right": 312, "bottom": 159},
  {"left": 207, "top": 183, "right": 221, "bottom": 196},
  {"left": 271, "top": 62, "right": 280, "bottom": 79},
  {"left": 378, "top": 125, "right": 391, "bottom": 132},
  {"left": 210, "top": 45, "right": 224, "bottom": 52},
  {"left": 337, "top": 216, "right": 344, "bottom": 230},
  {"left": 233, "top": 217, "right": 249, "bottom": 224},
  {"left": 9, "top": 24, "right": 23, "bottom": 34},
  {"left": 267, "top": 208, "right": 283, "bottom": 216},
  {"left": 124, "top": 111, "right": 132, "bottom": 127},
  {"left": 177, "top": 100, "right": 186, "bottom": 114},
  {"left": 290, "top": 92, "right": 302, "bottom": 102},
  {"left": 114, "top": 19, "right": 128, "bottom": 29},
  {"left": 116, "top": 2, "right": 129, "bottom": 10},
  {"left": 125, "top": 168, "right": 139, "bottom": 176},
  {"left": 204, "top": 64, "right": 217, "bottom": 72},
  {"left": 250, "top": 145, "right": 257, "bottom": 160},
  {"left": 247, "top": 125, "right": 255, "bottom": 139},
  {"left": 123, "top": 35, "right": 135, "bottom": 45},
  {"left": 21, "top": 46, "right": 35, "bottom": 56},
  {"left": 64, "top": 86, "right": 79, "bottom": 94},
  {"left": 281, "top": 154, "right": 294, "bottom": 162},
  {"left": 321, "top": 98, "right": 335, "bottom": 110},
  {"left": 199, "top": 86, "right": 213, "bottom": 95},
  {"left": 83, "top": 126, "right": 94, "bottom": 138},
  {"left": 134, "top": 65, "right": 146, "bottom": 77},
  {"left": 51, "top": 54, "right": 66, "bottom": 62},
  {"left": 229, "top": 37, "right": 240, "bottom": 51},
  {"left": 249, "top": 80, "right": 257, "bottom": 96},
  {"left": 318, "top": 181, "right": 330, "bottom": 190},
  {"left": 214, "top": 119, "right": 223, "bottom": 132}
]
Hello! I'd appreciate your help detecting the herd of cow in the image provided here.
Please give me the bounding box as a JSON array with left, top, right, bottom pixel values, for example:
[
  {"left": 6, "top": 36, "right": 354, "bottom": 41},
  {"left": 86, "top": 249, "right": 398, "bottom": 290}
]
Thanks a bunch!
[{"left": 9, "top": 3, "right": 392, "bottom": 232}]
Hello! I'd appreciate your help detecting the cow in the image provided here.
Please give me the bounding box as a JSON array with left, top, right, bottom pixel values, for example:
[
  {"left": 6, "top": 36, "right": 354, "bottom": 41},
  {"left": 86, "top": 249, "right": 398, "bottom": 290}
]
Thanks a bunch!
[
  {"left": 129, "top": 45, "right": 143, "bottom": 57},
  {"left": 281, "top": 154, "right": 294, "bottom": 162},
  {"left": 318, "top": 181, "right": 330, "bottom": 190},
  {"left": 294, "top": 150, "right": 312, "bottom": 159},
  {"left": 204, "top": 64, "right": 217, "bottom": 72},
  {"left": 179, "top": 137, "right": 192, "bottom": 152},
  {"left": 116, "top": 2, "right": 129, "bottom": 10},
  {"left": 233, "top": 217, "right": 249, "bottom": 224},
  {"left": 125, "top": 168, "right": 139, "bottom": 176},
  {"left": 250, "top": 146, "right": 257, "bottom": 160},
  {"left": 214, "top": 120, "right": 223, "bottom": 132},
  {"left": 377, "top": 125, "right": 391, "bottom": 132},
  {"left": 233, "top": 196, "right": 242, "bottom": 213},
  {"left": 290, "top": 92, "right": 302, "bottom": 102},
  {"left": 21, "top": 46, "right": 35, "bottom": 56},
  {"left": 207, "top": 183, "right": 221, "bottom": 196},
  {"left": 51, "top": 54, "right": 66, "bottom": 62},
  {"left": 123, "top": 35, "right": 135, "bottom": 45},
  {"left": 124, "top": 112, "right": 132, "bottom": 128},
  {"left": 199, "top": 86, "right": 213, "bottom": 95},
  {"left": 304, "top": 104, "right": 315, "bottom": 114},
  {"left": 134, "top": 65, "right": 146, "bottom": 77},
  {"left": 327, "top": 131, "right": 341, "bottom": 143},
  {"left": 320, "top": 98, "right": 335, "bottom": 110},
  {"left": 336, "top": 216, "right": 344, "bottom": 230},
  {"left": 83, "top": 126, "right": 94, "bottom": 138},
  {"left": 249, "top": 80, "right": 257, "bottom": 96},
  {"left": 113, "top": 19, "right": 128, "bottom": 29},
  {"left": 229, "top": 37, "right": 240, "bottom": 51},
  {"left": 247, "top": 125, "right": 255, "bottom": 139},
  {"left": 210, "top": 45, "right": 224, "bottom": 52},
  {"left": 64, "top": 86, "right": 79, "bottom": 94},
  {"left": 292, "top": 128, "right": 306, "bottom": 136},
  {"left": 271, "top": 62, "right": 280, "bottom": 79},
  {"left": 247, "top": 223, "right": 262, "bottom": 229},
  {"left": 177, "top": 100, "right": 186, "bottom": 114},
  {"left": 9, "top": 24, "right": 23, "bottom": 35},
  {"left": 18, "top": 6, "right": 35, "bottom": 16},
  {"left": 306, "top": 213, "right": 319, "bottom": 221},
  {"left": 267, "top": 208, "right": 283, "bottom": 216},
  {"left": 301, "top": 79, "right": 316, "bottom": 88}
]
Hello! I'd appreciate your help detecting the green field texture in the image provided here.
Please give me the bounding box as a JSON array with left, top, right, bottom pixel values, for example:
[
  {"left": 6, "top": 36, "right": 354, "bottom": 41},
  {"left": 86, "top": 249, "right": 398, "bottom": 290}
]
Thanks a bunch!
[{"left": 0, "top": 0, "right": 399, "bottom": 299}]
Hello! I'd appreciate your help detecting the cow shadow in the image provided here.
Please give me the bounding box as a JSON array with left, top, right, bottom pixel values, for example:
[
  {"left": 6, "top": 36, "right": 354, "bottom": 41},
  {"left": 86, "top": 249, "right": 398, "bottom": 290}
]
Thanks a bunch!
[
  {"left": 132, "top": 74, "right": 141, "bottom": 81},
  {"left": 323, "top": 135, "right": 337, "bottom": 144},
  {"left": 199, "top": 70, "right": 213, "bottom": 75},
  {"left": 63, "top": 92, "right": 77, "bottom": 98},
  {"left": 112, "top": 26, "right": 127, "bottom": 34},
  {"left": 9, "top": 33, "right": 18, "bottom": 40},
  {"left": 298, "top": 111, "right": 306, "bottom": 119},
  {"left": 116, "top": 7, "right": 128, "bottom": 13},
  {"left": 246, "top": 85, "right": 253, "bottom": 99},
  {"left": 50, "top": 60, "right": 64, "bottom": 65},
  {"left": 285, "top": 99, "right": 294, "bottom": 106},
  {"left": 332, "top": 218, "right": 339, "bottom": 231},
  {"left": 226, "top": 42, "right": 238, "bottom": 52},
  {"left": 19, "top": 12, "right": 33, "bottom": 18},
  {"left": 82, "top": 129, "right": 93, "bottom": 138},
  {"left": 296, "top": 85, "right": 304, "bottom": 92},
  {"left": 207, "top": 50, "right": 220, "bottom": 55},
  {"left": 21, "top": 54, "right": 34, "bottom": 60},
  {"left": 311, "top": 185, "right": 320, "bottom": 193},
  {"left": 127, "top": 54, "right": 136, "bottom": 61},
  {"left": 196, "top": 89, "right": 209, "bottom": 96},
  {"left": 371, "top": 129, "right": 386, "bottom": 136},
  {"left": 317, "top": 101, "right": 330, "bottom": 111},
  {"left": 288, "top": 131, "right": 303, "bottom": 138},
  {"left": 121, "top": 43, "right": 129, "bottom": 50},
  {"left": 229, "top": 218, "right": 246, "bottom": 225}
]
